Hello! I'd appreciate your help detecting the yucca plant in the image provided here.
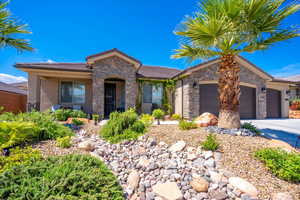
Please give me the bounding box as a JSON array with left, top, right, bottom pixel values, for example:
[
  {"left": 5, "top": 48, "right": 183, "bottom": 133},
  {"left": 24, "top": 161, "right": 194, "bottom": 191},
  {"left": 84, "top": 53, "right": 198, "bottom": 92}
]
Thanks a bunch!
[
  {"left": 0, "top": 1, "right": 33, "bottom": 51},
  {"left": 173, "top": 0, "right": 300, "bottom": 128}
]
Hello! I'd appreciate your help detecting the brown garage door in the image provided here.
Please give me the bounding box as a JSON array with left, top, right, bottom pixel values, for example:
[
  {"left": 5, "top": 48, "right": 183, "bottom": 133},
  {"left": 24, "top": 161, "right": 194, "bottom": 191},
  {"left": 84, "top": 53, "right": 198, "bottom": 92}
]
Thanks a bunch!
[
  {"left": 199, "top": 84, "right": 256, "bottom": 119},
  {"left": 267, "top": 89, "right": 281, "bottom": 118}
]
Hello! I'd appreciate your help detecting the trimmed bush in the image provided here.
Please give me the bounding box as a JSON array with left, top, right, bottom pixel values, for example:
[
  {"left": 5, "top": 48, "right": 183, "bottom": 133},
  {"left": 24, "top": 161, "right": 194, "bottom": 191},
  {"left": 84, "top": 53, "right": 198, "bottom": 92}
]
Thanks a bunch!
[
  {"left": 0, "top": 111, "right": 73, "bottom": 147},
  {"left": 241, "top": 122, "right": 261, "bottom": 135},
  {"left": 0, "top": 146, "right": 41, "bottom": 173},
  {"left": 201, "top": 133, "right": 219, "bottom": 151},
  {"left": 179, "top": 120, "right": 197, "bottom": 130},
  {"left": 93, "top": 114, "right": 100, "bottom": 125},
  {"left": 255, "top": 148, "right": 300, "bottom": 182},
  {"left": 0, "top": 154, "right": 124, "bottom": 199},
  {"left": 56, "top": 136, "right": 72, "bottom": 148},
  {"left": 54, "top": 109, "right": 87, "bottom": 121},
  {"left": 101, "top": 110, "right": 145, "bottom": 143},
  {"left": 152, "top": 109, "right": 165, "bottom": 125},
  {"left": 140, "top": 114, "right": 154, "bottom": 127},
  {"left": 72, "top": 118, "right": 84, "bottom": 126},
  {"left": 0, "top": 122, "right": 39, "bottom": 148},
  {"left": 171, "top": 114, "right": 181, "bottom": 120}
]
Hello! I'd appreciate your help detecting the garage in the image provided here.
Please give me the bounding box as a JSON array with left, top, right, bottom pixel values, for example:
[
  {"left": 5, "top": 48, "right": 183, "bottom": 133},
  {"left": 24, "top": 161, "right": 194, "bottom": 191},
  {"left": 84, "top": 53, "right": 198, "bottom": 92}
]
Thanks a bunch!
[
  {"left": 199, "top": 84, "right": 256, "bottom": 119},
  {"left": 267, "top": 88, "right": 281, "bottom": 118}
]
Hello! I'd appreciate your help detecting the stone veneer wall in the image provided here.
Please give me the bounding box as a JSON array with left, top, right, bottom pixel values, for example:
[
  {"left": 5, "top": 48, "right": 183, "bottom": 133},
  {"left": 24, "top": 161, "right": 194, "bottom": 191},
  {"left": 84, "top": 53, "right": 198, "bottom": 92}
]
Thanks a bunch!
[
  {"left": 177, "top": 62, "right": 267, "bottom": 119},
  {"left": 92, "top": 56, "right": 137, "bottom": 116}
]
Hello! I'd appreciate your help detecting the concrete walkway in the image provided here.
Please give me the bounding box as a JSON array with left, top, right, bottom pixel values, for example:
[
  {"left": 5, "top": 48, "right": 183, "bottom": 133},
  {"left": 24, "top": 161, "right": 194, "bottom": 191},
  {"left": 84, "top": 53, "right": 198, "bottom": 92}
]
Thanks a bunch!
[{"left": 242, "top": 119, "right": 300, "bottom": 148}]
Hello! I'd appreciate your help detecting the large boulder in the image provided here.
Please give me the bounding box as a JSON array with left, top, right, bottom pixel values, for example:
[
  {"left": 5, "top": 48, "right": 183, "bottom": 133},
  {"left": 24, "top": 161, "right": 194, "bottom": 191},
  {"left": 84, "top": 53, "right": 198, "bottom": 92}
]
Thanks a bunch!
[
  {"left": 152, "top": 181, "right": 183, "bottom": 200},
  {"left": 194, "top": 112, "right": 218, "bottom": 127},
  {"left": 78, "top": 140, "right": 96, "bottom": 151},
  {"left": 127, "top": 170, "right": 140, "bottom": 190},
  {"left": 190, "top": 177, "right": 209, "bottom": 192},
  {"left": 229, "top": 177, "right": 258, "bottom": 197},
  {"left": 169, "top": 141, "right": 186, "bottom": 152}
]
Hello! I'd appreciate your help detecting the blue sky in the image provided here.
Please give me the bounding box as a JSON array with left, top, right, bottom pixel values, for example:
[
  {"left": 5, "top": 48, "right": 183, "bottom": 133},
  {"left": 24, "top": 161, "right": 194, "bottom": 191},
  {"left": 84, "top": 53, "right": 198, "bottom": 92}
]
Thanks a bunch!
[{"left": 1, "top": 0, "right": 300, "bottom": 82}]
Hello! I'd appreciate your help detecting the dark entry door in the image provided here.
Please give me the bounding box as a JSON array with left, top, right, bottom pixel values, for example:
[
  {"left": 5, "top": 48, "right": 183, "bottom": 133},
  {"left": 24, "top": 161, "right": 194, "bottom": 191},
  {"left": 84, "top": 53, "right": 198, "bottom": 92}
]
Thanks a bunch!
[
  {"left": 267, "top": 88, "right": 281, "bottom": 118},
  {"left": 199, "top": 84, "right": 256, "bottom": 119},
  {"left": 104, "top": 83, "right": 116, "bottom": 118}
]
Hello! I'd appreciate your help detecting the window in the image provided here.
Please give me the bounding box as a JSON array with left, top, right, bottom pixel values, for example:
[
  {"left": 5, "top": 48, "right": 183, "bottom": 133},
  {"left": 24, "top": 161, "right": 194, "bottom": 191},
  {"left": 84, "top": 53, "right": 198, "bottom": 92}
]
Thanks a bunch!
[
  {"left": 142, "top": 83, "right": 163, "bottom": 106},
  {"left": 60, "top": 81, "right": 85, "bottom": 104}
]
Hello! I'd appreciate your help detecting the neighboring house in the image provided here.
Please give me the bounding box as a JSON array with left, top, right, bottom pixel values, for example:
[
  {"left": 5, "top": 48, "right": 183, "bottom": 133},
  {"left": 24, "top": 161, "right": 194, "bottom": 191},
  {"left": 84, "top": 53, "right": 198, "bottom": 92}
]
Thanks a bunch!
[
  {"left": 16, "top": 48, "right": 291, "bottom": 119},
  {"left": 0, "top": 81, "right": 27, "bottom": 113},
  {"left": 10, "top": 81, "right": 28, "bottom": 91},
  {"left": 280, "top": 75, "right": 300, "bottom": 99}
]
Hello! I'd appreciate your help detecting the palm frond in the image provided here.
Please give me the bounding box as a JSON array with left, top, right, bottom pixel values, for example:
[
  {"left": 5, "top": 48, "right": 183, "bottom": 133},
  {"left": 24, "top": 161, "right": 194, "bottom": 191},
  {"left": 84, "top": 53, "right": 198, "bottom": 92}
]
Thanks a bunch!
[
  {"left": 0, "top": 1, "right": 33, "bottom": 52},
  {"left": 172, "top": 44, "right": 221, "bottom": 61}
]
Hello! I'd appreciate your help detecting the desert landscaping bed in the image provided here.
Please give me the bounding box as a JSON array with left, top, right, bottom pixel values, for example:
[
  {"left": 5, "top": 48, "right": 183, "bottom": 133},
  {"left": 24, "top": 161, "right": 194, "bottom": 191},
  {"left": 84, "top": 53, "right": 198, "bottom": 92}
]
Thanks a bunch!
[{"left": 147, "top": 125, "right": 300, "bottom": 200}]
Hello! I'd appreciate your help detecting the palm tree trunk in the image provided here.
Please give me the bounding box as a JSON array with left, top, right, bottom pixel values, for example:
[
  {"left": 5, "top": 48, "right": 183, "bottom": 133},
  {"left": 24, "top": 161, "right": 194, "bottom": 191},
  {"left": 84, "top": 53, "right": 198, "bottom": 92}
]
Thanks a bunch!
[{"left": 217, "top": 54, "right": 241, "bottom": 129}]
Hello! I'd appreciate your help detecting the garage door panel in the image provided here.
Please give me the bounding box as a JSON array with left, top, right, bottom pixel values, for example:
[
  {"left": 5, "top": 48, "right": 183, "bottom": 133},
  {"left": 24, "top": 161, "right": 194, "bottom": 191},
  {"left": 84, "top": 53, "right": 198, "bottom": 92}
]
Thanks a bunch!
[
  {"left": 267, "top": 89, "right": 281, "bottom": 118},
  {"left": 199, "top": 84, "right": 256, "bottom": 119}
]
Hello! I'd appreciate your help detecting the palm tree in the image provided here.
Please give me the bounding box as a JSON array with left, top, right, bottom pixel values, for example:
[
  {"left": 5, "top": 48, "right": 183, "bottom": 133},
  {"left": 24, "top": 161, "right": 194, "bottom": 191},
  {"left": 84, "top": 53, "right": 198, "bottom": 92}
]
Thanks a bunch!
[
  {"left": 0, "top": 1, "right": 33, "bottom": 51},
  {"left": 173, "top": 0, "right": 300, "bottom": 129}
]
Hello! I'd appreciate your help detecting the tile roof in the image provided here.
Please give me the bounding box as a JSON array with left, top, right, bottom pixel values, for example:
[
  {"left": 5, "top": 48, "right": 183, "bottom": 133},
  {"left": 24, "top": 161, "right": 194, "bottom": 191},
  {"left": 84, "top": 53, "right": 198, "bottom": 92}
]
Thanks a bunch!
[
  {"left": 15, "top": 63, "right": 91, "bottom": 72},
  {"left": 10, "top": 81, "right": 28, "bottom": 91},
  {"left": 138, "top": 65, "right": 181, "bottom": 79},
  {"left": 279, "top": 75, "right": 300, "bottom": 82},
  {"left": 15, "top": 62, "right": 181, "bottom": 79},
  {"left": 0, "top": 81, "right": 27, "bottom": 95}
]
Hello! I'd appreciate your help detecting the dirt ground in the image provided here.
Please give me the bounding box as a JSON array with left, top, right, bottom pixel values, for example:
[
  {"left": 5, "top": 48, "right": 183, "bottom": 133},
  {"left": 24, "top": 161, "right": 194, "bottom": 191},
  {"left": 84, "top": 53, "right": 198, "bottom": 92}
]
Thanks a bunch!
[{"left": 147, "top": 124, "right": 300, "bottom": 200}]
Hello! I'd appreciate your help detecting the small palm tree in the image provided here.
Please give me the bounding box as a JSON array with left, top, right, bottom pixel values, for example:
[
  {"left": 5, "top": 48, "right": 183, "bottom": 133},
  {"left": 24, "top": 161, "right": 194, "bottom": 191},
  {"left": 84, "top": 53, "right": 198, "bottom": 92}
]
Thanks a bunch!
[
  {"left": 0, "top": 1, "right": 33, "bottom": 51},
  {"left": 173, "top": 0, "right": 300, "bottom": 128}
]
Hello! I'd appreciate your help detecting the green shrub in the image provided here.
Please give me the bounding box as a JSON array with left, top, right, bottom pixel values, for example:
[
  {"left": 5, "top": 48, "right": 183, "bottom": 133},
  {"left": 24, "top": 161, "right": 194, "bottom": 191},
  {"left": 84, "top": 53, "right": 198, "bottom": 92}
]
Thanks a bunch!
[
  {"left": 0, "top": 111, "right": 73, "bottom": 146},
  {"left": 0, "top": 154, "right": 124, "bottom": 200},
  {"left": 101, "top": 110, "right": 145, "bottom": 143},
  {"left": 152, "top": 109, "right": 165, "bottom": 125},
  {"left": 0, "top": 122, "right": 39, "bottom": 148},
  {"left": 241, "top": 122, "right": 261, "bottom": 135},
  {"left": 171, "top": 114, "right": 181, "bottom": 120},
  {"left": 93, "top": 114, "right": 100, "bottom": 122},
  {"left": 72, "top": 118, "right": 84, "bottom": 126},
  {"left": 255, "top": 148, "right": 300, "bottom": 182},
  {"left": 0, "top": 146, "right": 41, "bottom": 173},
  {"left": 179, "top": 120, "right": 197, "bottom": 130},
  {"left": 140, "top": 114, "right": 154, "bottom": 127},
  {"left": 201, "top": 133, "right": 219, "bottom": 151},
  {"left": 56, "top": 136, "right": 72, "bottom": 148},
  {"left": 54, "top": 109, "right": 87, "bottom": 121}
]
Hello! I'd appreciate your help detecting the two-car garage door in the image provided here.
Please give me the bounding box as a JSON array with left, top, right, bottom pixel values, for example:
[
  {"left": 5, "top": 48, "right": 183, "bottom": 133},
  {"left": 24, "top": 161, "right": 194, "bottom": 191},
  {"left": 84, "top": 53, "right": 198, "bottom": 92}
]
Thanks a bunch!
[
  {"left": 199, "top": 84, "right": 282, "bottom": 119},
  {"left": 199, "top": 84, "right": 256, "bottom": 119}
]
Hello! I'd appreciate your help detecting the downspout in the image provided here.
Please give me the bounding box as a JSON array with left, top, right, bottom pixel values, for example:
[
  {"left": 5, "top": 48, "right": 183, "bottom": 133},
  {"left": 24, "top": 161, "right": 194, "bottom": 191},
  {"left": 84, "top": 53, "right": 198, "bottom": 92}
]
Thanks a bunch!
[{"left": 181, "top": 79, "right": 183, "bottom": 119}]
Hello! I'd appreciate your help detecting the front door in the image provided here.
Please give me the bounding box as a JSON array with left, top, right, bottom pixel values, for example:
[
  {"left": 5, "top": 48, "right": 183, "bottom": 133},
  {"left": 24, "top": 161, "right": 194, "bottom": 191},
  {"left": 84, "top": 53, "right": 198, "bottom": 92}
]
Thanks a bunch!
[{"left": 104, "top": 83, "right": 116, "bottom": 118}]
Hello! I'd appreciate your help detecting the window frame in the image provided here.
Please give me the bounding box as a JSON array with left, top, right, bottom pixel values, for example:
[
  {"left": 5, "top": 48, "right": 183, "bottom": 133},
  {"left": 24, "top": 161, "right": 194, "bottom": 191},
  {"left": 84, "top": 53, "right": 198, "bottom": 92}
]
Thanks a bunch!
[
  {"left": 142, "top": 82, "right": 164, "bottom": 106},
  {"left": 59, "top": 80, "right": 86, "bottom": 104}
]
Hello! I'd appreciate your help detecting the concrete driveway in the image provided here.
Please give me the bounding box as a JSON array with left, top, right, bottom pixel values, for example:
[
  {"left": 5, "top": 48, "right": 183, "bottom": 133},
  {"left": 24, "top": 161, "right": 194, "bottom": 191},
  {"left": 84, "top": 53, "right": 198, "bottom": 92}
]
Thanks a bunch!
[{"left": 242, "top": 119, "right": 300, "bottom": 148}]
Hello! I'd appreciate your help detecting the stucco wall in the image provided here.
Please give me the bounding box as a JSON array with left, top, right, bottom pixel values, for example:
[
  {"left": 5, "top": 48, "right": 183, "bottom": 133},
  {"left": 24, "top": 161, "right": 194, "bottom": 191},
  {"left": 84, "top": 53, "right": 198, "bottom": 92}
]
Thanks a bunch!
[
  {"left": 27, "top": 73, "right": 40, "bottom": 110},
  {"left": 177, "top": 62, "right": 267, "bottom": 119},
  {"left": 92, "top": 56, "right": 137, "bottom": 115},
  {"left": 39, "top": 78, "right": 92, "bottom": 113}
]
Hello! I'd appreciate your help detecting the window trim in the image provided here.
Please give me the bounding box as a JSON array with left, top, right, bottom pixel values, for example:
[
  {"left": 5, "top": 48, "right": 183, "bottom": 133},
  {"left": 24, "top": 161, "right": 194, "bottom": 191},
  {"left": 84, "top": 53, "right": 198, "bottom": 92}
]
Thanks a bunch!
[{"left": 59, "top": 80, "right": 86, "bottom": 104}]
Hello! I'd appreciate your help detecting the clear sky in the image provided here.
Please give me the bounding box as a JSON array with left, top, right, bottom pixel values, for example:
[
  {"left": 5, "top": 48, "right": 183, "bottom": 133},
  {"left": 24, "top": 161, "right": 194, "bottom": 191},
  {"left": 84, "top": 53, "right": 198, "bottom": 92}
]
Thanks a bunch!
[{"left": 1, "top": 0, "right": 300, "bottom": 82}]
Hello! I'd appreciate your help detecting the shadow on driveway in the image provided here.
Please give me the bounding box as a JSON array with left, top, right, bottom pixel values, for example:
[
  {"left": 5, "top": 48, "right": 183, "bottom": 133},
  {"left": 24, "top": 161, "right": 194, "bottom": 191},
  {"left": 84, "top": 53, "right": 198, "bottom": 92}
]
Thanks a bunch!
[{"left": 260, "top": 128, "right": 300, "bottom": 149}]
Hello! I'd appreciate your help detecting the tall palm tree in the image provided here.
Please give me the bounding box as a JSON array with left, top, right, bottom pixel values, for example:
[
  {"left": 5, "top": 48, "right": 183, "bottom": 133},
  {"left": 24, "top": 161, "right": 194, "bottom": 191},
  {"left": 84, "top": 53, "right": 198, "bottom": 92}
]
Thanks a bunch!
[
  {"left": 173, "top": 0, "right": 300, "bottom": 128},
  {"left": 0, "top": 1, "right": 33, "bottom": 51}
]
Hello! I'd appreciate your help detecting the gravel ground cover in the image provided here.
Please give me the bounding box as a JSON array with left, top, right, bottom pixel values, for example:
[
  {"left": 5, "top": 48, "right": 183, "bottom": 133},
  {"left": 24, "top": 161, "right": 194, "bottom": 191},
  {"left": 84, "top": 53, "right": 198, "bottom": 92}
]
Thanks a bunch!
[{"left": 147, "top": 125, "right": 300, "bottom": 200}]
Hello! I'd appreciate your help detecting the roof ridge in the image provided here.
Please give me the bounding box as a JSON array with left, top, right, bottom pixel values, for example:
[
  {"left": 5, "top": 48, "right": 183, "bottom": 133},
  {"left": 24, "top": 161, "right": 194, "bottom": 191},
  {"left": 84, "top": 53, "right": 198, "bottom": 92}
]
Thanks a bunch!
[{"left": 142, "top": 65, "right": 181, "bottom": 71}]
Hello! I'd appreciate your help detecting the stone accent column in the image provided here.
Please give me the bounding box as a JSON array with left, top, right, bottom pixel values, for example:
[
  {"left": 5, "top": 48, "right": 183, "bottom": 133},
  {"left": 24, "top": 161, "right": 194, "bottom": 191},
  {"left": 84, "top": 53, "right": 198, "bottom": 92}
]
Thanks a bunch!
[
  {"left": 257, "top": 86, "right": 267, "bottom": 119},
  {"left": 92, "top": 78, "right": 104, "bottom": 116},
  {"left": 125, "top": 80, "right": 137, "bottom": 110},
  {"left": 27, "top": 73, "right": 40, "bottom": 111}
]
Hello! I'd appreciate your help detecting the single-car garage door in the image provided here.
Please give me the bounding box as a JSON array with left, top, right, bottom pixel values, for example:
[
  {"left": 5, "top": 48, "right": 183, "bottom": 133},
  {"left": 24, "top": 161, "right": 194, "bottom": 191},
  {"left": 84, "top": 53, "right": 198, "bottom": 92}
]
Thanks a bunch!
[
  {"left": 199, "top": 84, "right": 256, "bottom": 119},
  {"left": 267, "top": 88, "right": 281, "bottom": 118}
]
